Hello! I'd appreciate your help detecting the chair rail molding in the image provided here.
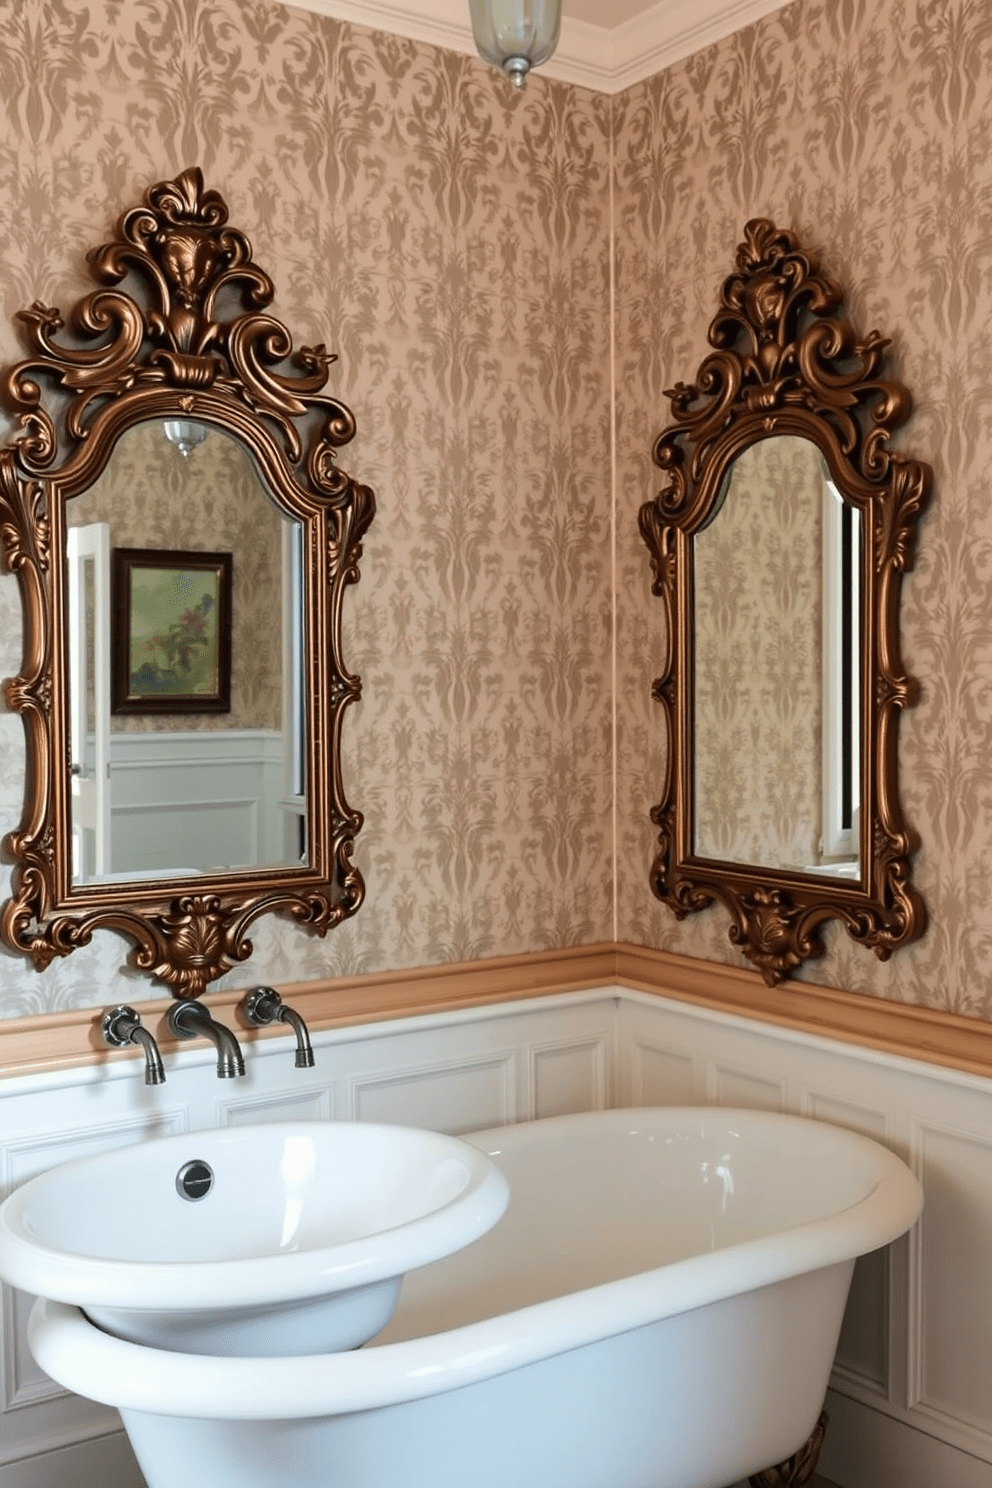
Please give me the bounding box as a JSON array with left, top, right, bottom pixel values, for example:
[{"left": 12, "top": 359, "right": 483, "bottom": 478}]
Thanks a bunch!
[{"left": 2, "top": 943, "right": 992, "bottom": 1083}]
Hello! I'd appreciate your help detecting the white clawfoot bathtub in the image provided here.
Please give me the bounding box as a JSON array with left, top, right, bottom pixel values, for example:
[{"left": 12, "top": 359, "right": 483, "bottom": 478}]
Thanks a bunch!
[{"left": 29, "top": 1107, "right": 923, "bottom": 1488}]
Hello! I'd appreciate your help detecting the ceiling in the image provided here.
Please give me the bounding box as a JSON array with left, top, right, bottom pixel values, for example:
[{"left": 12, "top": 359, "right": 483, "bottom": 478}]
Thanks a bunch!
[
  {"left": 286, "top": 0, "right": 793, "bottom": 92},
  {"left": 564, "top": 0, "right": 667, "bottom": 25}
]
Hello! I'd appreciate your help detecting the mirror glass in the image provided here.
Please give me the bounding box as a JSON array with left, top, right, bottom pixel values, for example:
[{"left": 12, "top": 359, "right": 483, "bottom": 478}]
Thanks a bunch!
[
  {"left": 65, "top": 420, "right": 306, "bottom": 885},
  {"left": 692, "top": 435, "right": 861, "bottom": 881}
]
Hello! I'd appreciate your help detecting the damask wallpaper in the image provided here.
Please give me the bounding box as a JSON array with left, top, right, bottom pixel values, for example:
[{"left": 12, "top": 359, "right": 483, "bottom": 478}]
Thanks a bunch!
[
  {"left": 614, "top": 0, "right": 992, "bottom": 1016},
  {"left": 0, "top": 0, "right": 613, "bottom": 1015},
  {"left": 0, "top": 0, "right": 988, "bottom": 1023}
]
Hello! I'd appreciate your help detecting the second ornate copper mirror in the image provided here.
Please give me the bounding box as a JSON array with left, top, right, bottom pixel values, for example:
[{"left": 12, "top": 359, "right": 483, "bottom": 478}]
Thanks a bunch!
[
  {"left": 639, "top": 219, "right": 930, "bottom": 986},
  {"left": 0, "top": 169, "right": 374, "bottom": 995}
]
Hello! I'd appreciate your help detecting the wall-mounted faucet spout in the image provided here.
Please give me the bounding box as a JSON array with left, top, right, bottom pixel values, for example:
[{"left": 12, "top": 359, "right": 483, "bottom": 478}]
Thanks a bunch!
[
  {"left": 242, "top": 987, "right": 315, "bottom": 1069},
  {"left": 168, "top": 1000, "right": 245, "bottom": 1078},
  {"left": 100, "top": 1005, "right": 166, "bottom": 1085}
]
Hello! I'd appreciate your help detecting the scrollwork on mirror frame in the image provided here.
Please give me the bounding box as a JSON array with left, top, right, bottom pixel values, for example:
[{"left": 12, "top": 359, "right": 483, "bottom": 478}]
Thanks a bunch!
[
  {"left": 638, "top": 218, "right": 931, "bottom": 987},
  {"left": 0, "top": 167, "right": 375, "bottom": 996}
]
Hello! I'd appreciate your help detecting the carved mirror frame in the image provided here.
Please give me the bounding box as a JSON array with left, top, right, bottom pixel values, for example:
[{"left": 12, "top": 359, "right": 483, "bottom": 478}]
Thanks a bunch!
[
  {"left": 638, "top": 219, "right": 930, "bottom": 986},
  {"left": 0, "top": 168, "right": 375, "bottom": 996}
]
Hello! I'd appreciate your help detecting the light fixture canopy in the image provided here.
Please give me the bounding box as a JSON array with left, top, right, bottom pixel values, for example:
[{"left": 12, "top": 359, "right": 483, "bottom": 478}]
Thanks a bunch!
[
  {"left": 469, "top": 0, "right": 562, "bottom": 87},
  {"left": 163, "top": 419, "right": 208, "bottom": 458}
]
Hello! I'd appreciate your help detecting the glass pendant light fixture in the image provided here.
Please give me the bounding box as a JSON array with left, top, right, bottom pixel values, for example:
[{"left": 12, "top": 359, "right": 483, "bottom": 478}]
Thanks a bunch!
[
  {"left": 469, "top": 0, "right": 562, "bottom": 87},
  {"left": 163, "top": 419, "right": 208, "bottom": 458}
]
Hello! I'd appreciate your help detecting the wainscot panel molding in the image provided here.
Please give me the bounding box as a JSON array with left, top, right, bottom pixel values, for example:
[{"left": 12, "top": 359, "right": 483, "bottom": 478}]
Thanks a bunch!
[
  {"left": 5, "top": 942, "right": 992, "bottom": 1083},
  {"left": 2, "top": 983, "right": 992, "bottom": 1486},
  {"left": 107, "top": 730, "right": 287, "bottom": 876},
  {"left": 614, "top": 944, "right": 992, "bottom": 1082},
  {"left": 0, "top": 944, "right": 619, "bottom": 1079},
  {"left": 617, "top": 990, "right": 992, "bottom": 1488},
  {"left": 0, "top": 990, "right": 619, "bottom": 1486}
]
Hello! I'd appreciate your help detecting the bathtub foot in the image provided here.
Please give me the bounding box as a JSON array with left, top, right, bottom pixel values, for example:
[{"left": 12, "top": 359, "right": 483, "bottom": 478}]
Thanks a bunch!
[{"left": 747, "top": 1408, "right": 828, "bottom": 1488}]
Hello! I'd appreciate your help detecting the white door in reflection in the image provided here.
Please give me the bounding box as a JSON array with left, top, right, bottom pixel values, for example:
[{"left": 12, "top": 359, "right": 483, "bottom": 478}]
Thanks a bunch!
[{"left": 67, "top": 521, "right": 111, "bottom": 881}]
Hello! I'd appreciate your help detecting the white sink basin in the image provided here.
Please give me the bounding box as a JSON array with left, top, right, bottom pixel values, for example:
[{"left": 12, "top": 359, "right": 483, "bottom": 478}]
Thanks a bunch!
[{"left": 0, "top": 1121, "right": 510, "bottom": 1356}]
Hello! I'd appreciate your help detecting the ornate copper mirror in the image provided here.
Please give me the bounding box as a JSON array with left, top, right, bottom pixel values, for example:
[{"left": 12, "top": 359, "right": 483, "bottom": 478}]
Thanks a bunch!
[
  {"left": 639, "top": 219, "right": 930, "bottom": 986},
  {"left": 0, "top": 169, "right": 374, "bottom": 995}
]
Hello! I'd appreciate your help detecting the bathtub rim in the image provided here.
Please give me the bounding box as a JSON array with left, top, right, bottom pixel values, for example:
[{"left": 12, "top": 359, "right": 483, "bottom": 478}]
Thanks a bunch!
[{"left": 26, "top": 1106, "right": 922, "bottom": 1421}]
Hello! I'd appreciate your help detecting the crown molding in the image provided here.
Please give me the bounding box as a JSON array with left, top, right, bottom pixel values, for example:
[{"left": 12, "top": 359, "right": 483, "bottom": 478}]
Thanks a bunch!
[{"left": 280, "top": 0, "right": 792, "bottom": 93}]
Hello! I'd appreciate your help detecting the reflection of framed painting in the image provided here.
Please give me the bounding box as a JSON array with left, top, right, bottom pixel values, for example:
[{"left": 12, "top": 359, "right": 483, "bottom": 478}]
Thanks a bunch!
[{"left": 111, "top": 548, "right": 232, "bottom": 715}]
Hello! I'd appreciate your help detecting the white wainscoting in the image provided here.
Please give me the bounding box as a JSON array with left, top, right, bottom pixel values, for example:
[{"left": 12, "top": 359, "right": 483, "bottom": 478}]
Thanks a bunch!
[
  {"left": 617, "top": 990, "right": 992, "bottom": 1488},
  {"left": 0, "top": 991, "right": 617, "bottom": 1487},
  {"left": 2, "top": 985, "right": 992, "bottom": 1488},
  {"left": 108, "top": 730, "right": 289, "bottom": 875}
]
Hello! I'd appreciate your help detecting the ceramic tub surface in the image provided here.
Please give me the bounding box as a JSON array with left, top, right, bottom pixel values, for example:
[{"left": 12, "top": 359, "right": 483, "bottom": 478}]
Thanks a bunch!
[
  {"left": 0, "top": 1119, "right": 509, "bottom": 1353},
  {"left": 27, "top": 1108, "right": 923, "bottom": 1488}
]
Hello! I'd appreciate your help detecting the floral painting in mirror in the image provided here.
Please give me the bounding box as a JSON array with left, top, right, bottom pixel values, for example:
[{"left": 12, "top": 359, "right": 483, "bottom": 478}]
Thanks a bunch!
[{"left": 112, "top": 547, "right": 232, "bottom": 715}]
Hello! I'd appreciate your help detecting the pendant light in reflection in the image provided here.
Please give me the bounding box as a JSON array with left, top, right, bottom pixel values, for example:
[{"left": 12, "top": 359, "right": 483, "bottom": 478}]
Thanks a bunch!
[
  {"left": 468, "top": 0, "right": 562, "bottom": 87},
  {"left": 163, "top": 420, "right": 208, "bottom": 458}
]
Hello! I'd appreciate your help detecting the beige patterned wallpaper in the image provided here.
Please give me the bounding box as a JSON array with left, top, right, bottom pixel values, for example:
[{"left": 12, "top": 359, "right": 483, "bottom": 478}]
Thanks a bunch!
[
  {"left": 614, "top": 0, "right": 992, "bottom": 1016},
  {"left": 0, "top": 0, "right": 988, "bottom": 1024},
  {"left": 0, "top": 0, "right": 613, "bottom": 1015}
]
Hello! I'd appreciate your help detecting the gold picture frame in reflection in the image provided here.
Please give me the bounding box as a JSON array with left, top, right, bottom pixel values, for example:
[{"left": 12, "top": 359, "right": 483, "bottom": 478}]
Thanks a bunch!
[{"left": 112, "top": 547, "right": 233, "bottom": 715}]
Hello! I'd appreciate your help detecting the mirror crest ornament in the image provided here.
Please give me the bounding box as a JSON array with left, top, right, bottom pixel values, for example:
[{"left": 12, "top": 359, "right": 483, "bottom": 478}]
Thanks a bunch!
[
  {"left": 638, "top": 218, "right": 930, "bottom": 986},
  {"left": 0, "top": 168, "right": 375, "bottom": 996}
]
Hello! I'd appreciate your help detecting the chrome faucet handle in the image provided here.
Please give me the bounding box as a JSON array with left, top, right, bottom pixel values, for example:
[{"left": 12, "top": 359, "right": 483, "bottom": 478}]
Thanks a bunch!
[
  {"left": 242, "top": 987, "right": 315, "bottom": 1069},
  {"left": 168, "top": 999, "right": 245, "bottom": 1079},
  {"left": 100, "top": 1005, "right": 166, "bottom": 1086}
]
